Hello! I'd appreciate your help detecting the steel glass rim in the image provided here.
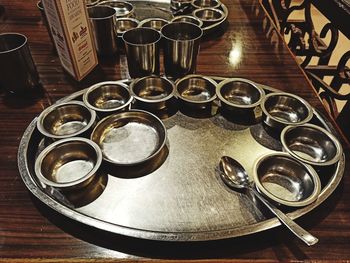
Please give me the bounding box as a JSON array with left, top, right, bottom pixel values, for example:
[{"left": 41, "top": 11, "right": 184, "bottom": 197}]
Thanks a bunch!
[
  {"left": 253, "top": 152, "right": 321, "bottom": 207},
  {"left": 216, "top": 78, "right": 265, "bottom": 109},
  {"left": 122, "top": 27, "right": 161, "bottom": 46},
  {"left": 281, "top": 123, "right": 343, "bottom": 166},
  {"left": 36, "top": 101, "right": 97, "bottom": 139},
  {"left": 175, "top": 74, "right": 217, "bottom": 104},
  {"left": 34, "top": 137, "right": 103, "bottom": 189},
  {"left": 0, "top": 33, "right": 28, "bottom": 54},
  {"left": 138, "top": 18, "right": 169, "bottom": 30},
  {"left": 161, "top": 22, "right": 203, "bottom": 42},
  {"left": 87, "top": 5, "right": 117, "bottom": 20}
]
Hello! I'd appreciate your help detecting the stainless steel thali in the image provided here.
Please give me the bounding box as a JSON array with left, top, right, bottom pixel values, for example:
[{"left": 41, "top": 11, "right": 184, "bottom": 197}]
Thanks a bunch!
[
  {"left": 18, "top": 78, "right": 345, "bottom": 242},
  {"left": 115, "top": 0, "right": 228, "bottom": 35}
]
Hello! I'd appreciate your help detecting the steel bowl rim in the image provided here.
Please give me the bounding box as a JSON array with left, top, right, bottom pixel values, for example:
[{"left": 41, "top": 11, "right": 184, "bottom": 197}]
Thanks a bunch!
[
  {"left": 34, "top": 137, "right": 103, "bottom": 189},
  {"left": 280, "top": 123, "right": 343, "bottom": 166},
  {"left": 253, "top": 152, "right": 321, "bottom": 207},
  {"left": 191, "top": 0, "right": 221, "bottom": 10},
  {"left": 116, "top": 17, "right": 140, "bottom": 35},
  {"left": 138, "top": 17, "right": 169, "bottom": 30},
  {"left": 98, "top": 0, "right": 134, "bottom": 17},
  {"left": 36, "top": 100, "right": 97, "bottom": 139},
  {"left": 261, "top": 92, "right": 314, "bottom": 126},
  {"left": 130, "top": 76, "right": 176, "bottom": 104},
  {"left": 170, "top": 15, "right": 204, "bottom": 28},
  {"left": 83, "top": 81, "right": 133, "bottom": 113},
  {"left": 175, "top": 74, "right": 217, "bottom": 104},
  {"left": 90, "top": 109, "right": 167, "bottom": 166},
  {"left": 216, "top": 78, "right": 265, "bottom": 109},
  {"left": 192, "top": 7, "right": 225, "bottom": 23}
]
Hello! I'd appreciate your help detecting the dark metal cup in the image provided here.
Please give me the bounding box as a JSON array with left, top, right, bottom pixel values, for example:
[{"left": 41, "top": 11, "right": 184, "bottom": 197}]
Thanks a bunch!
[
  {"left": 161, "top": 22, "right": 203, "bottom": 80},
  {"left": 122, "top": 27, "right": 161, "bottom": 78},
  {"left": 0, "top": 33, "right": 41, "bottom": 94},
  {"left": 37, "top": 1, "right": 57, "bottom": 53},
  {"left": 88, "top": 5, "right": 118, "bottom": 56}
]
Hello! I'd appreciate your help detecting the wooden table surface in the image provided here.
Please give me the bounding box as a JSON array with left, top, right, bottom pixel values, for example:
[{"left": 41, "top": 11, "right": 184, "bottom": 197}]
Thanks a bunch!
[{"left": 0, "top": 0, "right": 349, "bottom": 261}]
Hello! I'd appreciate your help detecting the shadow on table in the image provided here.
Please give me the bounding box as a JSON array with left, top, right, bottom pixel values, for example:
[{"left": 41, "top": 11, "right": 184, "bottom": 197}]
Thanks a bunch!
[{"left": 31, "top": 178, "right": 344, "bottom": 260}]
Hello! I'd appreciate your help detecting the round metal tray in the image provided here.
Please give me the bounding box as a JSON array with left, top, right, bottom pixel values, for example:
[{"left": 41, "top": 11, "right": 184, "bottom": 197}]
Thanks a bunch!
[{"left": 18, "top": 78, "right": 345, "bottom": 242}]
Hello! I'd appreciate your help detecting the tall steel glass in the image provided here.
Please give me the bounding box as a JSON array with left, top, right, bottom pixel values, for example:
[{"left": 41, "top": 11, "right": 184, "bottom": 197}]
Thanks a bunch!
[
  {"left": 122, "top": 27, "right": 161, "bottom": 78},
  {"left": 161, "top": 22, "right": 203, "bottom": 80},
  {"left": 0, "top": 33, "right": 41, "bottom": 94},
  {"left": 88, "top": 5, "right": 117, "bottom": 56}
]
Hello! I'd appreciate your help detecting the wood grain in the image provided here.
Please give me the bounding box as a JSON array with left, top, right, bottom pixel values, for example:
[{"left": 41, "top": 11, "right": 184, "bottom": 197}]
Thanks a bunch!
[{"left": 0, "top": 0, "right": 349, "bottom": 261}]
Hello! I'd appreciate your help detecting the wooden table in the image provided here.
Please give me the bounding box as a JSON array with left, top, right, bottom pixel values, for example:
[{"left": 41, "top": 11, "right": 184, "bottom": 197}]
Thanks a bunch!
[{"left": 0, "top": 0, "right": 349, "bottom": 261}]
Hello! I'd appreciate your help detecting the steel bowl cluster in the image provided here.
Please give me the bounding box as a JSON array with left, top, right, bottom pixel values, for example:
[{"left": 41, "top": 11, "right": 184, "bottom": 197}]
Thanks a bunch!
[{"left": 35, "top": 80, "right": 170, "bottom": 192}]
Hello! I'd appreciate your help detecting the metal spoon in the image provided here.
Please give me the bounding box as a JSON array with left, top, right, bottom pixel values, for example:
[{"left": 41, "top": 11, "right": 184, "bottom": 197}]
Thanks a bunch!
[{"left": 219, "top": 156, "right": 318, "bottom": 246}]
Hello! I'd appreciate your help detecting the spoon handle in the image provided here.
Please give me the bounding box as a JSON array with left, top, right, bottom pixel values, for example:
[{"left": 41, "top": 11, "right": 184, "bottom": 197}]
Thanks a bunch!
[{"left": 250, "top": 187, "right": 319, "bottom": 246}]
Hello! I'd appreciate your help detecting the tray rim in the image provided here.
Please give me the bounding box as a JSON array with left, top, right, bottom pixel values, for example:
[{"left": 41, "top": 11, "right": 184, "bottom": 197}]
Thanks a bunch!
[{"left": 17, "top": 78, "right": 346, "bottom": 242}]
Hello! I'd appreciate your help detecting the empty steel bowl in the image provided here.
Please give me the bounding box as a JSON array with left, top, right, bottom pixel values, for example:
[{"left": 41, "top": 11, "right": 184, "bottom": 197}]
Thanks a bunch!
[
  {"left": 139, "top": 18, "right": 169, "bottom": 31},
  {"left": 261, "top": 92, "right": 313, "bottom": 131},
  {"left": 116, "top": 17, "right": 139, "bottom": 36},
  {"left": 37, "top": 101, "right": 97, "bottom": 140},
  {"left": 191, "top": 0, "right": 221, "bottom": 9},
  {"left": 171, "top": 15, "right": 203, "bottom": 27},
  {"left": 91, "top": 110, "right": 167, "bottom": 166},
  {"left": 83, "top": 81, "right": 133, "bottom": 114},
  {"left": 98, "top": 0, "right": 134, "bottom": 17},
  {"left": 281, "top": 123, "right": 342, "bottom": 167},
  {"left": 253, "top": 153, "right": 321, "bottom": 207},
  {"left": 216, "top": 78, "right": 265, "bottom": 114},
  {"left": 130, "top": 76, "right": 176, "bottom": 110},
  {"left": 176, "top": 75, "right": 217, "bottom": 108},
  {"left": 192, "top": 8, "right": 225, "bottom": 26},
  {"left": 35, "top": 137, "right": 103, "bottom": 191}
]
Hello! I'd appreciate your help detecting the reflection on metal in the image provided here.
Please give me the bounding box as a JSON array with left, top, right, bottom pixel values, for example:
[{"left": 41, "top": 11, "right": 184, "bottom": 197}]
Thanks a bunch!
[{"left": 229, "top": 41, "right": 242, "bottom": 66}]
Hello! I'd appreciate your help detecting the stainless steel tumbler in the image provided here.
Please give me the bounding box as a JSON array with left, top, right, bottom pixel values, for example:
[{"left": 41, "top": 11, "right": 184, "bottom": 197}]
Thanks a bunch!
[
  {"left": 161, "top": 22, "right": 203, "bottom": 80},
  {"left": 122, "top": 27, "right": 161, "bottom": 78},
  {"left": 88, "top": 5, "right": 118, "bottom": 56},
  {"left": 0, "top": 33, "right": 41, "bottom": 94}
]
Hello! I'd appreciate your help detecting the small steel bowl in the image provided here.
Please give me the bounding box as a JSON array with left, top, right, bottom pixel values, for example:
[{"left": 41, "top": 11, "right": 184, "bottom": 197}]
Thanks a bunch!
[
  {"left": 253, "top": 153, "right": 321, "bottom": 207},
  {"left": 261, "top": 92, "right": 313, "bottom": 131},
  {"left": 83, "top": 81, "right": 133, "bottom": 115},
  {"left": 281, "top": 124, "right": 343, "bottom": 167},
  {"left": 116, "top": 17, "right": 139, "bottom": 36},
  {"left": 191, "top": 0, "right": 221, "bottom": 9},
  {"left": 139, "top": 18, "right": 169, "bottom": 31},
  {"left": 171, "top": 15, "right": 203, "bottom": 27},
  {"left": 91, "top": 110, "right": 167, "bottom": 166},
  {"left": 98, "top": 0, "right": 134, "bottom": 18},
  {"left": 130, "top": 76, "right": 176, "bottom": 110},
  {"left": 37, "top": 101, "right": 97, "bottom": 140},
  {"left": 35, "top": 137, "right": 103, "bottom": 191},
  {"left": 216, "top": 78, "right": 265, "bottom": 114},
  {"left": 176, "top": 75, "right": 217, "bottom": 109},
  {"left": 192, "top": 8, "right": 225, "bottom": 26}
]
